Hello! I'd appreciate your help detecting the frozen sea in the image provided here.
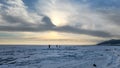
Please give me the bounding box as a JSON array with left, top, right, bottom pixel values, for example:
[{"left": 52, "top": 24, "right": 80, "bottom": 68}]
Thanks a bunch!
[{"left": 0, "top": 45, "right": 120, "bottom": 68}]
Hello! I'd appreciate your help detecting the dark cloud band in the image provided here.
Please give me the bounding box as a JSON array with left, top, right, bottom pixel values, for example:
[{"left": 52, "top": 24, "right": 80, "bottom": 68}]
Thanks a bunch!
[{"left": 0, "top": 16, "right": 113, "bottom": 38}]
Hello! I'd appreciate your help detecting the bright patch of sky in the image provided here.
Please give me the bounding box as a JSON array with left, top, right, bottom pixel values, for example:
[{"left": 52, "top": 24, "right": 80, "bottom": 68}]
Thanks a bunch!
[{"left": 0, "top": 0, "right": 120, "bottom": 45}]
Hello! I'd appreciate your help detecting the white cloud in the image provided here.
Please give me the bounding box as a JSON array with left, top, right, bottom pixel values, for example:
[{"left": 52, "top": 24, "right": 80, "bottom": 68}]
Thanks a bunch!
[
  {"left": 0, "top": 0, "right": 43, "bottom": 26},
  {"left": 36, "top": 0, "right": 106, "bottom": 29},
  {"left": 36, "top": 0, "right": 120, "bottom": 37},
  {"left": 0, "top": 0, "right": 119, "bottom": 38}
]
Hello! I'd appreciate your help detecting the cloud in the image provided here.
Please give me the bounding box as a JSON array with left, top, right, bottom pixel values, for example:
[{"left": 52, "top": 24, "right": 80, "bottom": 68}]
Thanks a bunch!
[
  {"left": 36, "top": 0, "right": 120, "bottom": 37},
  {"left": 0, "top": 16, "right": 113, "bottom": 38},
  {"left": 0, "top": 0, "right": 43, "bottom": 26},
  {"left": 36, "top": 0, "right": 120, "bottom": 36},
  {"left": 42, "top": 16, "right": 55, "bottom": 27},
  {"left": 0, "top": 0, "right": 119, "bottom": 38}
]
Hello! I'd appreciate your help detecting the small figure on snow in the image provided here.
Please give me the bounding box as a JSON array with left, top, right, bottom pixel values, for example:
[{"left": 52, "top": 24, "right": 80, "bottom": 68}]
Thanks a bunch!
[{"left": 48, "top": 45, "right": 51, "bottom": 48}]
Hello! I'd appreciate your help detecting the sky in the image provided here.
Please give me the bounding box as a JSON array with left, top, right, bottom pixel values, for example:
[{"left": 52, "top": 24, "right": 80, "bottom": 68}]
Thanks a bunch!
[{"left": 0, "top": 0, "right": 120, "bottom": 45}]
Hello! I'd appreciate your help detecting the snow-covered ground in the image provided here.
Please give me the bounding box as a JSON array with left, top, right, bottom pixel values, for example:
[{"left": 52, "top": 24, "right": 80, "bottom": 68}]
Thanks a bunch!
[{"left": 0, "top": 45, "right": 120, "bottom": 68}]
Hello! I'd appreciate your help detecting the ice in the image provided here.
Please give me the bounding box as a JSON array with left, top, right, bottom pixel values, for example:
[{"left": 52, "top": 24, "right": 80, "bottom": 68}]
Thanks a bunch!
[{"left": 0, "top": 45, "right": 120, "bottom": 68}]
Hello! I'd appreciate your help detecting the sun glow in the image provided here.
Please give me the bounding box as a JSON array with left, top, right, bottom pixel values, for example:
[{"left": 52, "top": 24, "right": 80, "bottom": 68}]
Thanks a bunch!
[{"left": 49, "top": 11, "right": 68, "bottom": 26}]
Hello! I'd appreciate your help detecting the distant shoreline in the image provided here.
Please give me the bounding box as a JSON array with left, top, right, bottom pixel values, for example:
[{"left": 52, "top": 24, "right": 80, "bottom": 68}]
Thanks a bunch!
[
  {"left": 0, "top": 44, "right": 95, "bottom": 46},
  {"left": 0, "top": 44, "right": 120, "bottom": 47}
]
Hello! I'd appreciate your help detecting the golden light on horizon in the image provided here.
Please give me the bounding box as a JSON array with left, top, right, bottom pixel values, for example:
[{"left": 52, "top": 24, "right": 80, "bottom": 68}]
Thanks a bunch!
[
  {"left": 42, "top": 31, "right": 61, "bottom": 39},
  {"left": 38, "top": 31, "right": 73, "bottom": 40},
  {"left": 0, "top": 31, "right": 105, "bottom": 45}
]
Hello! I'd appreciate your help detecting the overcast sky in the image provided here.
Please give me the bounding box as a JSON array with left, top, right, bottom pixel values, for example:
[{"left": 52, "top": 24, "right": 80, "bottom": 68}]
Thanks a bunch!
[{"left": 0, "top": 0, "right": 120, "bottom": 45}]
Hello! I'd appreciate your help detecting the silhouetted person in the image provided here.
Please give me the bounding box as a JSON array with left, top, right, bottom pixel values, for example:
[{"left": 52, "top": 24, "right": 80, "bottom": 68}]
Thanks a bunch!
[
  {"left": 56, "top": 45, "right": 60, "bottom": 48},
  {"left": 48, "top": 45, "right": 51, "bottom": 48},
  {"left": 56, "top": 45, "right": 58, "bottom": 48}
]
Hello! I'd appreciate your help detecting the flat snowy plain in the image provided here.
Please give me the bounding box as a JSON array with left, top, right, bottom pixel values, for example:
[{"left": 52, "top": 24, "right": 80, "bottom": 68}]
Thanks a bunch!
[{"left": 0, "top": 45, "right": 120, "bottom": 68}]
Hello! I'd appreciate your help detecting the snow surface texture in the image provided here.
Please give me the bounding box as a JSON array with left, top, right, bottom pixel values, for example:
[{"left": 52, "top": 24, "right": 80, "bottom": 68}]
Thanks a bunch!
[{"left": 0, "top": 45, "right": 120, "bottom": 68}]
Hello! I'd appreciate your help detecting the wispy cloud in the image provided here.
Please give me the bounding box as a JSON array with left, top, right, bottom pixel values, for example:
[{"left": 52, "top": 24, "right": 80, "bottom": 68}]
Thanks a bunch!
[{"left": 0, "top": 0, "right": 120, "bottom": 39}]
